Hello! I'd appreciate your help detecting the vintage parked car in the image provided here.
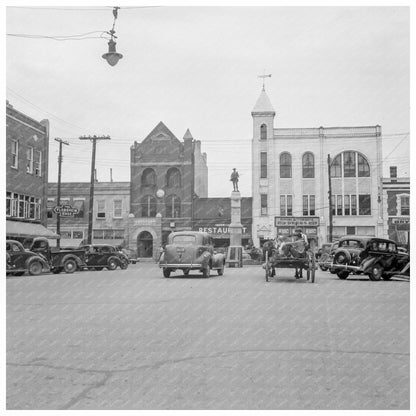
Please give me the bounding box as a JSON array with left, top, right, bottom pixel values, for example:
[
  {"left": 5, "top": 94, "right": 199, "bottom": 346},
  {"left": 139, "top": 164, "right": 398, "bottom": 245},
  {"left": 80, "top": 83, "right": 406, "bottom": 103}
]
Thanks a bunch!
[
  {"left": 116, "top": 246, "right": 139, "bottom": 264},
  {"left": 78, "top": 244, "right": 129, "bottom": 271},
  {"left": 318, "top": 240, "right": 340, "bottom": 272},
  {"left": 6, "top": 239, "right": 49, "bottom": 276},
  {"left": 159, "top": 231, "right": 225, "bottom": 278},
  {"left": 360, "top": 238, "right": 410, "bottom": 281},
  {"left": 330, "top": 236, "right": 372, "bottom": 279}
]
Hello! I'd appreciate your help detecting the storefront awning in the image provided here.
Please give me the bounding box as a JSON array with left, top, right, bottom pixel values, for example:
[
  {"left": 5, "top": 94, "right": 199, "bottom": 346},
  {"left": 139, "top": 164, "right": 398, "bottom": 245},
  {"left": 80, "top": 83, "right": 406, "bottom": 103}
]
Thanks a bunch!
[{"left": 6, "top": 220, "right": 60, "bottom": 239}]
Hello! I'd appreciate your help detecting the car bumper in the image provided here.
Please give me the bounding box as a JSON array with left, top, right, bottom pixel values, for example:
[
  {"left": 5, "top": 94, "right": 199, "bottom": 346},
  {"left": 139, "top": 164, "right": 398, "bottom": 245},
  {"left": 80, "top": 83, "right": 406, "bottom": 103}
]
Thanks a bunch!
[{"left": 159, "top": 263, "right": 203, "bottom": 269}]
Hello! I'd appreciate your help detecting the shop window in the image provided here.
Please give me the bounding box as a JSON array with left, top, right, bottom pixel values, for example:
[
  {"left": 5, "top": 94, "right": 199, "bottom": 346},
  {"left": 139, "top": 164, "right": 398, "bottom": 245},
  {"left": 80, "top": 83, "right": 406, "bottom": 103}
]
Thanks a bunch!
[
  {"left": 346, "top": 226, "right": 355, "bottom": 235},
  {"left": 302, "top": 152, "right": 314, "bottom": 178},
  {"left": 359, "top": 194, "right": 371, "bottom": 215},
  {"left": 260, "top": 152, "right": 267, "bottom": 178},
  {"left": 73, "top": 231, "right": 84, "bottom": 239},
  {"left": 280, "top": 153, "right": 292, "bottom": 178}
]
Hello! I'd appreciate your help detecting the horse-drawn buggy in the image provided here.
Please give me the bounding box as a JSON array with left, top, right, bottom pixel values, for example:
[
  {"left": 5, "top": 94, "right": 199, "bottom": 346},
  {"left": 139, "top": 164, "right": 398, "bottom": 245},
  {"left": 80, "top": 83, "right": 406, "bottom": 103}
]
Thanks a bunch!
[{"left": 262, "top": 229, "right": 316, "bottom": 283}]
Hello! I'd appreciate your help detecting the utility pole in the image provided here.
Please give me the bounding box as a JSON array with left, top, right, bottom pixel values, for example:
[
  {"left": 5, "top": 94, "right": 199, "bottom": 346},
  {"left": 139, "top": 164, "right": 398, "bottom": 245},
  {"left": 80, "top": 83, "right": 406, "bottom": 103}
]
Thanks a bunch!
[
  {"left": 54, "top": 138, "right": 69, "bottom": 248},
  {"left": 327, "top": 154, "right": 333, "bottom": 243},
  {"left": 79, "top": 135, "right": 111, "bottom": 244}
]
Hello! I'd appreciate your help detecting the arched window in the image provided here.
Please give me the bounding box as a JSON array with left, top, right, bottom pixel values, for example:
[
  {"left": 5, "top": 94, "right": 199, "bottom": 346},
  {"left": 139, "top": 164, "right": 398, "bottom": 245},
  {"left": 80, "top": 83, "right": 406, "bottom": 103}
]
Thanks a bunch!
[
  {"left": 166, "top": 168, "right": 181, "bottom": 188},
  {"left": 141, "top": 168, "right": 156, "bottom": 186},
  {"left": 141, "top": 195, "right": 157, "bottom": 217},
  {"left": 260, "top": 124, "right": 267, "bottom": 140},
  {"left": 330, "top": 152, "right": 371, "bottom": 178},
  {"left": 330, "top": 154, "right": 342, "bottom": 177},
  {"left": 357, "top": 153, "right": 370, "bottom": 177},
  {"left": 343, "top": 151, "right": 356, "bottom": 177},
  {"left": 166, "top": 194, "right": 181, "bottom": 218},
  {"left": 280, "top": 153, "right": 292, "bottom": 178},
  {"left": 302, "top": 152, "right": 315, "bottom": 178}
]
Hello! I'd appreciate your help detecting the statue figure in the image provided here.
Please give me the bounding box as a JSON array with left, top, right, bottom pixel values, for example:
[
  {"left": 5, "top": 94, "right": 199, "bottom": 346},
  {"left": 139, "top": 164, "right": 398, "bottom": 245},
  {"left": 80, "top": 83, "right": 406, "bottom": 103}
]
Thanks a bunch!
[{"left": 230, "top": 168, "right": 239, "bottom": 191}]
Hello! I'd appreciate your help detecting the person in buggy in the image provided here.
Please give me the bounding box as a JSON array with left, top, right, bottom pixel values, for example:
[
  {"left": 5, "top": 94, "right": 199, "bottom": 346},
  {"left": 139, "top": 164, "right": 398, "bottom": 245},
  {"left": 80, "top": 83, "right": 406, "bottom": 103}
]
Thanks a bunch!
[{"left": 279, "top": 228, "right": 308, "bottom": 258}]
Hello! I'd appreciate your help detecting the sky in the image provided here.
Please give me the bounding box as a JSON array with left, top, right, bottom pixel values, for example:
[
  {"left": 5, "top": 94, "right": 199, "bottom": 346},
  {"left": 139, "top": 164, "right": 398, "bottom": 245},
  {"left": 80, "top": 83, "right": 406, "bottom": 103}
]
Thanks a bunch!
[{"left": 5, "top": 2, "right": 411, "bottom": 197}]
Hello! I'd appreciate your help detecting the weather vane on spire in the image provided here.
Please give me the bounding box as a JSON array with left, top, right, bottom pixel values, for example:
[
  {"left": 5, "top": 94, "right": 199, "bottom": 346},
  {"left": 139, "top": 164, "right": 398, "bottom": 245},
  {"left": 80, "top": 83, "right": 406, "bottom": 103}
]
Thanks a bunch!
[{"left": 258, "top": 69, "right": 272, "bottom": 91}]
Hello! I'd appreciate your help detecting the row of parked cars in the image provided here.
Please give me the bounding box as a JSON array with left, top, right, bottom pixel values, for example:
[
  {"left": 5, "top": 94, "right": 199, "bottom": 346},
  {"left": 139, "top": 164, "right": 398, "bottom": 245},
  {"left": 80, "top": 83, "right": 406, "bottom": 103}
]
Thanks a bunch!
[
  {"left": 6, "top": 237, "right": 136, "bottom": 277},
  {"left": 316, "top": 236, "right": 410, "bottom": 281}
]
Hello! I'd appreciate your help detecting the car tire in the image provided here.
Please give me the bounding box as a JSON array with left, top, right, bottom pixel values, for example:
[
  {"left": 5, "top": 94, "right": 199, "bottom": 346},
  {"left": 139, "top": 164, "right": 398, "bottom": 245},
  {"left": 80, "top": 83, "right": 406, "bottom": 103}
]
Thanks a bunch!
[
  {"left": 337, "top": 270, "right": 349, "bottom": 280},
  {"left": 120, "top": 259, "right": 129, "bottom": 270},
  {"left": 217, "top": 263, "right": 224, "bottom": 276},
  {"left": 333, "top": 250, "right": 351, "bottom": 265},
  {"left": 94, "top": 267, "right": 104, "bottom": 271},
  {"left": 202, "top": 264, "right": 210, "bottom": 278},
  {"left": 52, "top": 267, "right": 63, "bottom": 274},
  {"left": 163, "top": 268, "right": 171, "bottom": 278},
  {"left": 319, "top": 265, "right": 329, "bottom": 271},
  {"left": 13, "top": 271, "right": 25, "bottom": 276},
  {"left": 63, "top": 259, "right": 77, "bottom": 274},
  {"left": 369, "top": 264, "right": 383, "bottom": 281},
  {"left": 183, "top": 269, "right": 190, "bottom": 276},
  {"left": 107, "top": 258, "right": 118, "bottom": 271},
  {"left": 28, "top": 260, "right": 43, "bottom": 276}
]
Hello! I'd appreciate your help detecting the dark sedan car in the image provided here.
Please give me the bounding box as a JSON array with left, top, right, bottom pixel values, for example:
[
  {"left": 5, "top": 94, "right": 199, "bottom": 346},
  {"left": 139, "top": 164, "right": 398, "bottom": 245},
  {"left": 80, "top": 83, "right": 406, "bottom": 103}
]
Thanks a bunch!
[
  {"left": 6, "top": 239, "right": 49, "bottom": 276},
  {"left": 79, "top": 244, "right": 129, "bottom": 271}
]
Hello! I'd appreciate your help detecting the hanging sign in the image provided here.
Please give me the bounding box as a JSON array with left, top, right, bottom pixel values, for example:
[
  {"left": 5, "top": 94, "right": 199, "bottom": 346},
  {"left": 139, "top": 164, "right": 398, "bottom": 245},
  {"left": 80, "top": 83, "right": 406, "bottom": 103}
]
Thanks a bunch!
[{"left": 53, "top": 204, "right": 79, "bottom": 217}]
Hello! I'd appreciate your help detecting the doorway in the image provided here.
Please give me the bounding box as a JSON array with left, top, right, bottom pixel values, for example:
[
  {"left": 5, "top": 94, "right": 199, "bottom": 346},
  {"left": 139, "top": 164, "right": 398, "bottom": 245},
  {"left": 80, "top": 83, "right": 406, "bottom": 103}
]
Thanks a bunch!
[{"left": 137, "top": 231, "right": 153, "bottom": 258}]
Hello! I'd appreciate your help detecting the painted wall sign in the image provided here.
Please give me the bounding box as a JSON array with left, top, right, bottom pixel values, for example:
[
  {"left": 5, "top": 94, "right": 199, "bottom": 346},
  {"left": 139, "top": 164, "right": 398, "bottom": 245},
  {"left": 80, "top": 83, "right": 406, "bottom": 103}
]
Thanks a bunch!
[
  {"left": 53, "top": 204, "right": 79, "bottom": 217},
  {"left": 274, "top": 216, "right": 320, "bottom": 227}
]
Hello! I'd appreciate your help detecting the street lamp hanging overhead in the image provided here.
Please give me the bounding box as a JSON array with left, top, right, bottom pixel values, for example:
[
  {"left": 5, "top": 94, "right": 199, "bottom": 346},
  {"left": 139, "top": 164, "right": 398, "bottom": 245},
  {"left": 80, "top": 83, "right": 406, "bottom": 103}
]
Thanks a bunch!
[{"left": 102, "top": 7, "right": 123, "bottom": 66}]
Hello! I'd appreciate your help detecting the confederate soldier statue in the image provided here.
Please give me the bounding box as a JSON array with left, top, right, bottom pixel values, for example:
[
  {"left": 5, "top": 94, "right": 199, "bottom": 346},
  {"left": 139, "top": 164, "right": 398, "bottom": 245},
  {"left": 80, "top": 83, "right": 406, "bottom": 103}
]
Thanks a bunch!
[{"left": 230, "top": 168, "right": 239, "bottom": 191}]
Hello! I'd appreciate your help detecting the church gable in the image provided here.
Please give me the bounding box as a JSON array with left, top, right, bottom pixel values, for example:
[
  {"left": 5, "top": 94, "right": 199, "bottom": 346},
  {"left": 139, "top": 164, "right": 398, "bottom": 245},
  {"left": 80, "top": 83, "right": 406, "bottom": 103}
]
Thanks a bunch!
[{"left": 136, "top": 121, "right": 183, "bottom": 160}]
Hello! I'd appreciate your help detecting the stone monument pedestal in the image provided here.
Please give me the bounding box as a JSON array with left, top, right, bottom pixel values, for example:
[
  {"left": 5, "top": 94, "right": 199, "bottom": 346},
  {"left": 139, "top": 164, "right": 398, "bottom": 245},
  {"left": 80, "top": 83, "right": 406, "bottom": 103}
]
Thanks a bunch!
[{"left": 226, "top": 190, "right": 243, "bottom": 267}]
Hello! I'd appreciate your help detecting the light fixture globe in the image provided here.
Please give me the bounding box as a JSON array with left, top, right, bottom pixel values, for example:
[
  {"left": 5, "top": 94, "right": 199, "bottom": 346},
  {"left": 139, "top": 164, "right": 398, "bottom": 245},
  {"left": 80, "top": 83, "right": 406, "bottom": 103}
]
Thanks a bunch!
[
  {"left": 102, "top": 39, "right": 123, "bottom": 66},
  {"left": 156, "top": 189, "right": 165, "bottom": 199}
]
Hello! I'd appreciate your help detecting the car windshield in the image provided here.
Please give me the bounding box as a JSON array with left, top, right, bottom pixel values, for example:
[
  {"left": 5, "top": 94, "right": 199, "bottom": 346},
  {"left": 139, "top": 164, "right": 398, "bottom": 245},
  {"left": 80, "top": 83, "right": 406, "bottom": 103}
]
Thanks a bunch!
[
  {"left": 340, "top": 240, "right": 363, "bottom": 248},
  {"left": 171, "top": 235, "right": 196, "bottom": 244}
]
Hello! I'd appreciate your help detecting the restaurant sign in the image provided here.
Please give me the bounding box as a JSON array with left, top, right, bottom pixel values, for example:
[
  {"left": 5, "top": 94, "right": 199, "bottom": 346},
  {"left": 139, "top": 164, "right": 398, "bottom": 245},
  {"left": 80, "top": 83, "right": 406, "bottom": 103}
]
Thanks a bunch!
[
  {"left": 275, "top": 216, "right": 320, "bottom": 227},
  {"left": 53, "top": 204, "right": 79, "bottom": 217},
  {"left": 194, "top": 222, "right": 249, "bottom": 236},
  {"left": 390, "top": 217, "right": 410, "bottom": 225}
]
